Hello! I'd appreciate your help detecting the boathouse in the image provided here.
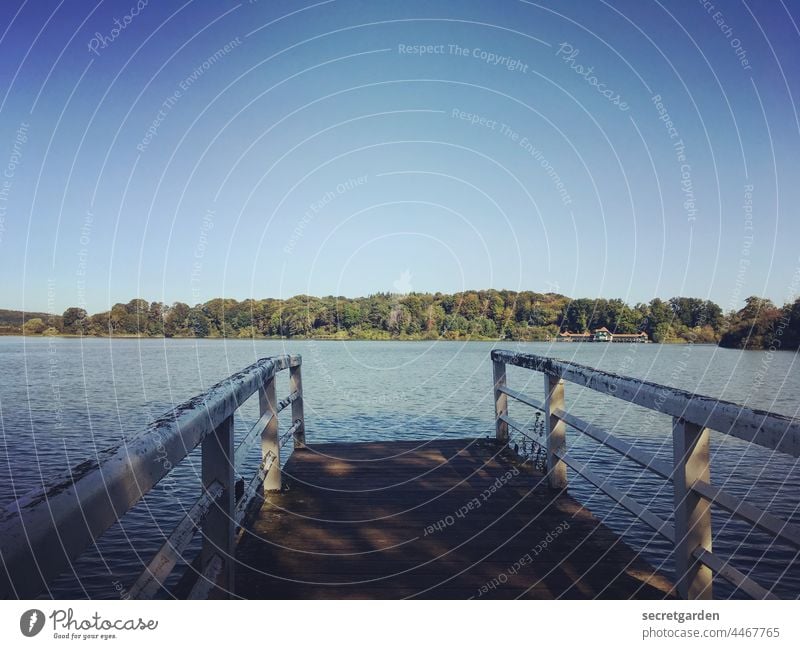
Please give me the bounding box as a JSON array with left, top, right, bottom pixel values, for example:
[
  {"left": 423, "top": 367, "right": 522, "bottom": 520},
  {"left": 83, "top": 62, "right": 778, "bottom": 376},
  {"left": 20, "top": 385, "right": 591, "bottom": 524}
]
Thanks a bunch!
[{"left": 556, "top": 328, "right": 649, "bottom": 343}]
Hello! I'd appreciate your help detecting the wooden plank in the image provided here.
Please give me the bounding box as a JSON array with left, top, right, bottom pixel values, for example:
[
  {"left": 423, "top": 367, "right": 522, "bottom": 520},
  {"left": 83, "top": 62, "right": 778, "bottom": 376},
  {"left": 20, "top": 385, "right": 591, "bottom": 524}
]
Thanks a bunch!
[
  {"left": 129, "top": 482, "right": 224, "bottom": 599},
  {"left": 188, "top": 554, "right": 223, "bottom": 600},
  {"left": 289, "top": 364, "right": 305, "bottom": 447},
  {"left": 557, "top": 451, "right": 675, "bottom": 542},
  {"left": 691, "top": 479, "right": 800, "bottom": 549},
  {"left": 235, "top": 438, "right": 674, "bottom": 599},
  {"left": 499, "top": 414, "right": 541, "bottom": 441},
  {"left": 280, "top": 420, "right": 302, "bottom": 447},
  {"left": 499, "top": 384, "right": 545, "bottom": 412},
  {"left": 235, "top": 452, "right": 277, "bottom": 525},
  {"left": 201, "top": 415, "right": 235, "bottom": 595},
  {"left": 261, "top": 376, "right": 280, "bottom": 492},
  {"left": 493, "top": 360, "right": 509, "bottom": 443},
  {"left": 544, "top": 375, "right": 567, "bottom": 489},
  {"left": 492, "top": 349, "right": 800, "bottom": 457},
  {"left": 692, "top": 548, "right": 777, "bottom": 600},
  {"left": 672, "top": 418, "right": 712, "bottom": 599},
  {"left": 553, "top": 407, "right": 673, "bottom": 480},
  {"left": 277, "top": 390, "right": 300, "bottom": 413},
  {"left": 234, "top": 410, "right": 274, "bottom": 469}
]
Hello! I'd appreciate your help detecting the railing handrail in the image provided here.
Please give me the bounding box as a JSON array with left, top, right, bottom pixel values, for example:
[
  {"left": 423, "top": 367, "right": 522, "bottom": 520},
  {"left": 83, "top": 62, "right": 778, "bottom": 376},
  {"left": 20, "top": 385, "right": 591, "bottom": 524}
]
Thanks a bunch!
[
  {"left": 492, "top": 349, "right": 800, "bottom": 457},
  {"left": 491, "top": 349, "right": 800, "bottom": 600},
  {"left": 0, "top": 353, "right": 302, "bottom": 599}
]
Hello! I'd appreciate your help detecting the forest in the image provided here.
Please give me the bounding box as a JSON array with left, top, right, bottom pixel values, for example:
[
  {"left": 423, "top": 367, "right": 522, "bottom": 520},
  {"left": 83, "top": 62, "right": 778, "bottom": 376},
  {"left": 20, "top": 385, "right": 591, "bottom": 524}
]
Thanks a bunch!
[{"left": 4, "top": 290, "right": 798, "bottom": 351}]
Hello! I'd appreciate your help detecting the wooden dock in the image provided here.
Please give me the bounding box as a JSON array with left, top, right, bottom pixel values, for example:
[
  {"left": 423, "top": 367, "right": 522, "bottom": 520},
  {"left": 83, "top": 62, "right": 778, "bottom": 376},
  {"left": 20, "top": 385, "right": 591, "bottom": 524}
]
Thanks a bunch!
[
  {"left": 235, "top": 438, "right": 673, "bottom": 599},
  {"left": 2, "top": 351, "right": 799, "bottom": 600}
]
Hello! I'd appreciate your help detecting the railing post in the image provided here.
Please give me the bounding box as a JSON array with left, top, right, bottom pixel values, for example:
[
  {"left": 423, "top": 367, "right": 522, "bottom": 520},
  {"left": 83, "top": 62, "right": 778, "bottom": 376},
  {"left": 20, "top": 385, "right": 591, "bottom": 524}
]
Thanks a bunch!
[
  {"left": 493, "top": 359, "right": 509, "bottom": 443},
  {"left": 201, "top": 413, "right": 235, "bottom": 595},
  {"left": 260, "top": 375, "right": 280, "bottom": 491},
  {"left": 544, "top": 374, "right": 567, "bottom": 490},
  {"left": 290, "top": 361, "right": 305, "bottom": 448},
  {"left": 672, "top": 417, "right": 713, "bottom": 599}
]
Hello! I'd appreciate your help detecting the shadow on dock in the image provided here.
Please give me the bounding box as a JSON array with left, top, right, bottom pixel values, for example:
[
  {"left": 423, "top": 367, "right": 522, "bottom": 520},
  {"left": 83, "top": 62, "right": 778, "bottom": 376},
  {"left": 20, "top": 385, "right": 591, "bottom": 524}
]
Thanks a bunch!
[{"left": 235, "top": 438, "right": 675, "bottom": 599}]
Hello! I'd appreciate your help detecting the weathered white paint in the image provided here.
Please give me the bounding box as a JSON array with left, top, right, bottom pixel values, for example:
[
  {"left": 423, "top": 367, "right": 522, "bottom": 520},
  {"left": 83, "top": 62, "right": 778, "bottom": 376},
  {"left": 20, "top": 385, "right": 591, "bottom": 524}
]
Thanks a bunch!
[
  {"left": 234, "top": 410, "right": 274, "bottom": 469},
  {"left": 129, "top": 482, "right": 224, "bottom": 600},
  {"left": 672, "top": 417, "right": 713, "bottom": 600},
  {"left": 491, "top": 349, "right": 800, "bottom": 600},
  {"left": 235, "top": 452, "right": 277, "bottom": 526},
  {"left": 0, "top": 354, "right": 301, "bottom": 599},
  {"left": 280, "top": 420, "right": 302, "bottom": 447},
  {"left": 499, "top": 414, "right": 540, "bottom": 441},
  {"left": 493, "top": 360, "right": 509, "bottom": 443},
  {"left": 188, "top": 554, "right": 222, "bottom": 600},
  {"left": 544, "top": 374, "right": 567, "bottom": 489},
  {"left": 691, "top": 479, "right": 800, "bottom": 549},
  {"left": 201, "top": 415, "right": 235, "bottom": 594},
  {"left": 290, "top": 364, "right": 305, "bottom": 447},
  {"left": 492, "top": 350, "right": 800, "bottom": 457},
  {"left": 553, "top": 406, "right": 673, "bottom": 481},
  {"left": 692, "top": 547, "right": 776, "bottom": 600},
  {"left": 498, "top": 384, "right": 545, "bottom": 412},
  {"left": 558, "top": 450, "right": 675, "bottom": 542},
  {"left": 277, "top": 390, "right": 300, "bottom": 412},
  {"left": 234, "top": 389, "right": 299, "bottom": 470},
  {"left": 261, "top": 377, "right": 281, "bottom": 492}
]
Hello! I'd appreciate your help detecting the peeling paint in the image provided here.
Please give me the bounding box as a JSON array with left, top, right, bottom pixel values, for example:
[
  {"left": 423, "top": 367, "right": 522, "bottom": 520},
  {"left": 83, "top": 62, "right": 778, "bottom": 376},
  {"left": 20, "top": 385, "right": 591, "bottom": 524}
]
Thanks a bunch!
[
  {"left": 492, "top": 349, "right": 800, "bottom": 457},
  {"left": 0, "top": 354, "right": 301, "bottom": 599}
]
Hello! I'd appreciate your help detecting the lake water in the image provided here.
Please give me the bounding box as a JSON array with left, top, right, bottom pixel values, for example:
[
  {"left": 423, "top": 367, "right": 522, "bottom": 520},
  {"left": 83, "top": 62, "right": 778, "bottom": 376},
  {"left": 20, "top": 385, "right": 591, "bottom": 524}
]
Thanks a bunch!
[{"left": 1, "top": 336, "right": 798, "bottom": 599}]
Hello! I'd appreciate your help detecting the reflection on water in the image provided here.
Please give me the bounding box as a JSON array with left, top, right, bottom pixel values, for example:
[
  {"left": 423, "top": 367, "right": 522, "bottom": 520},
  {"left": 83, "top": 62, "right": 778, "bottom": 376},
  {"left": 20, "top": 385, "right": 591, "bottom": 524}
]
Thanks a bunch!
[{"left": 0, "top": 337, "right": 797, "bottom": 598}]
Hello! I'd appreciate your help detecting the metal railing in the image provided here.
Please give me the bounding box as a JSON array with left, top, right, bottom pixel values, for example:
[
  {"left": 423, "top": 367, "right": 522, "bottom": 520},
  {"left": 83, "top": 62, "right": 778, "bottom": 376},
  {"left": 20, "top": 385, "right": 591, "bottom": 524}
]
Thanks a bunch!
[
  {"left": 0, "top": 354, "right": 304, "bottom": 599},
  {"left": 491, "top": 350, "right": 800, "bottom": 600}
]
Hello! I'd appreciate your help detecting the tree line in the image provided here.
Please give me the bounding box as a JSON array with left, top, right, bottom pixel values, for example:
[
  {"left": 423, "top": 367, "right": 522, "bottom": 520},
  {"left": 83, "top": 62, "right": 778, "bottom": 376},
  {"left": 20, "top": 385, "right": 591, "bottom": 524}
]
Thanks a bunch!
[{"left": 6, "top": 290, "right": 799, "bottom": 350}]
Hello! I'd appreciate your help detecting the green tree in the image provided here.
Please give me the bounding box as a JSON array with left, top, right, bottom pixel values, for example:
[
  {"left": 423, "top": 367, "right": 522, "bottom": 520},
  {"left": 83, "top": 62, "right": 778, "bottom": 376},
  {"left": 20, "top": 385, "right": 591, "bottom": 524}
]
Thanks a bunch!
[
  {"left": 719, "top": 296, "right": 781, "bottom": 349},
  {"left": 339, "top": 302, "right": 362, "bottom": 330},
  {"left": 187, "top": 308, "right": 210, "bottom": 337},
  {"left": 87, "top": 311, "right": 111, "bottom": 335},
  {"left": 561, "top": 300, "right": 590, "bottom": 332},
  {"left": 22, "top": 318, "right": 46, "bottom": 335},
  {"left": 62, "top": 307, "right": 88, "bottom": 334},
  {"left": 645, "top": 298, "right": 673, "bottom": 339},
  {"left": 164, "top": 302, "right": 190, "bottom": 337},
  {"left": 652, "top": 322, "right": 671, "bottom": 343},
  {"left": 23, "top": 290, "right": 732, "bottom": 344}
]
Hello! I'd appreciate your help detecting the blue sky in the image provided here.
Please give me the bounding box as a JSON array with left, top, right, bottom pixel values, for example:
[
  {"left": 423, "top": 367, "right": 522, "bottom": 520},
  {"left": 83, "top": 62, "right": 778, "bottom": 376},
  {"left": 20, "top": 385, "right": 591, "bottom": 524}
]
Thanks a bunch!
[{"left": 0, "top": 0, "right": 799, "bottom": 313}]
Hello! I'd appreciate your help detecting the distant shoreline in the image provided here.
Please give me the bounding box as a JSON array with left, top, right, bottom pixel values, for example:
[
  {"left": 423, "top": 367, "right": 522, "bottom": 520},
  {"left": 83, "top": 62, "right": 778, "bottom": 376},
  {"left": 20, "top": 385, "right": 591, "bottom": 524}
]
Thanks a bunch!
[
  {"left": 0, "top": 332, "right": 725, "bottom": 346},
  {"left": 4, "top": 291, "right": 796, "bottom": 351}
]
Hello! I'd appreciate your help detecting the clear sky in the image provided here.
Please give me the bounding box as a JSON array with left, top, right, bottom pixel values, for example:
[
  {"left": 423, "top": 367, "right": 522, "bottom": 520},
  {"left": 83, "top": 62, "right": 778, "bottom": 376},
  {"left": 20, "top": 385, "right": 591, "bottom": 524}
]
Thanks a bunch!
[{"left": 0, "top": 0, "right": 799, "bottom": 314}]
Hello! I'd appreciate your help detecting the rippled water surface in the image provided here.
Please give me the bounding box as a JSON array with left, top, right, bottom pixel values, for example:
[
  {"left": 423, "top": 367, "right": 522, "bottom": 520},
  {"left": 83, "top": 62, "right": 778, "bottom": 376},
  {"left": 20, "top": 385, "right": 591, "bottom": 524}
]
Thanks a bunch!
[{"left": 1, "top": 337, "right": 798, "bottom": 598}]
